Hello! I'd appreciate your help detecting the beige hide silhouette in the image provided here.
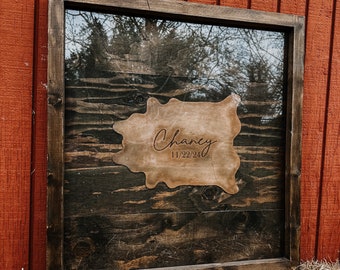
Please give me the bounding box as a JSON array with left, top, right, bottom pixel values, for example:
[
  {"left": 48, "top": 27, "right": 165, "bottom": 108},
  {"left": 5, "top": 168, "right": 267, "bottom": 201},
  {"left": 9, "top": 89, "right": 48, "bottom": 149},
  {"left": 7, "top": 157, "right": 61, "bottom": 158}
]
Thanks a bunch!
[{"left": 112, "top": 94, "right": 241, "bottom": 194}]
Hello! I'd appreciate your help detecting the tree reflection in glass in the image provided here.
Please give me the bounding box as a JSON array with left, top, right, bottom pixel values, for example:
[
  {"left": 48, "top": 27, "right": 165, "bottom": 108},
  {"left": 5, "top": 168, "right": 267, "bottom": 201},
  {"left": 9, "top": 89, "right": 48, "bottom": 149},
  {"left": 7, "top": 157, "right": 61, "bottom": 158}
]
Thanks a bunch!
[{"left": 63, "top": 10, "right": 287, "bottom": 269}]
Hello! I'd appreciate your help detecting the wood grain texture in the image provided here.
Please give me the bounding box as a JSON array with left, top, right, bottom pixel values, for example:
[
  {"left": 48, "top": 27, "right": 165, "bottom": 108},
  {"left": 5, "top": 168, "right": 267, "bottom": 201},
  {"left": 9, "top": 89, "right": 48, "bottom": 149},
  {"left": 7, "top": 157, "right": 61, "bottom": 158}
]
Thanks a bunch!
[
  {"left": 0, "top": 0, "right": 338, "bottom": 268},
  {"left": 111, "top": 95, "right": 242, "bottom": 194},
  {"left": 0, "top": 0, "right": 35, "bottom": 268},
  {"left": 300, "top": 0, "right": 335, "bottom": 260},
  {"left": 46, "top": 1, "right": 303, "bottom": 268},
  {"left": 6, "top": 0, "right": 336, "bottom": 268},
  {"left": 65, "top": 0, "right": 303, "bottom": 29},
  {"left": 277, "top": 0, "right": 308, "bottom": 261},
  {"left": 30, "top": 0, "right": 48, "bottom": 268},
  {"left": 317, "top": 0, "right": 340, "bottom": 261},
  {"left": 187, "top": 0, "right": 217, "bottom": 4},
  {"left": 250, "top": 0, "right": 278, "bottom": 12},
  {"left": 143, "top": 258, "right": 291, "bottom": 269},
  {"left": 63, "top": 69, "right": 287, "bottom": 268},
  {"left": 220, "top": 0, "right": 249, "bottom": 9},
  {"left": 279, "top": 0, "right": 306, "bottom": 16},
  {"left": 47, "top": 0, "right": 65, "bottom": 268},
  {"left": 285, "top": 15, "right": 304, "bottom": 265}
]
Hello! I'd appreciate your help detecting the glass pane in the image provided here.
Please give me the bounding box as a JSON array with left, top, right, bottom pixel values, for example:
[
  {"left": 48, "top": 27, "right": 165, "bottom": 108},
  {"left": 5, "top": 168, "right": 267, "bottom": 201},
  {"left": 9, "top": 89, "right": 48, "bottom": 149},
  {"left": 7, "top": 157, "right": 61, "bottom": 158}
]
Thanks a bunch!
[{"left": 64, "top": 10, "right": 286, "bottom": 269}]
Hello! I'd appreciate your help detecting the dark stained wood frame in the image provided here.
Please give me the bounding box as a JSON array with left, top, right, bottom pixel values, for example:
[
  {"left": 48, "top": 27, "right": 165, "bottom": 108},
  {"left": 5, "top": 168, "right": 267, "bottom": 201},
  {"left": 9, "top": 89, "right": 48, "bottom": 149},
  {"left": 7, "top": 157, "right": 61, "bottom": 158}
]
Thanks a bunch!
[{"left": 47, "top": 0, "right": 304, "bottom": 269}]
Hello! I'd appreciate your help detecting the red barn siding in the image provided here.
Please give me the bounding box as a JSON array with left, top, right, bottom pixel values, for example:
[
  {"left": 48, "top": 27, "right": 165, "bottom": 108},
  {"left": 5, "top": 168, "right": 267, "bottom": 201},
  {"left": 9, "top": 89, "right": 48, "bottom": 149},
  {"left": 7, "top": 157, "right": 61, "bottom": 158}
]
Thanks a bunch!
[
  {"left": 280, "top": 0, "right": 306, "bottom": 15},
  {"left": 220, "top": 0, "right": 249, "bottom": 9},
  {"left": 0, "top": 0, "right": 35, "bottom": 268},
  {"left": 250, "top": 0, "right": 279, "bottom": 12},
  {"left": 29, "top": 0, "right": 48, "bottom": 268},
  {"left": 302, "top": 0, "right": 337, "bottom": 260},
  {"left": 0, "top": 0, "right": 339, "bottom": 268},
  {"left": 317, "top": 0, "right": 340, "bottom": 259}
]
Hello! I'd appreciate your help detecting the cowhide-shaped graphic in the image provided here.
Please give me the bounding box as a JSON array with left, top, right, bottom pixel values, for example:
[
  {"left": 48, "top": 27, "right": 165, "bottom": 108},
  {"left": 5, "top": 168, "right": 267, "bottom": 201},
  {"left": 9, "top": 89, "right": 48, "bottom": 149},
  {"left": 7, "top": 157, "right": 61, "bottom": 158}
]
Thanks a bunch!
[{"left": 112, "top": 94, "right": 241, "bottom": 194}]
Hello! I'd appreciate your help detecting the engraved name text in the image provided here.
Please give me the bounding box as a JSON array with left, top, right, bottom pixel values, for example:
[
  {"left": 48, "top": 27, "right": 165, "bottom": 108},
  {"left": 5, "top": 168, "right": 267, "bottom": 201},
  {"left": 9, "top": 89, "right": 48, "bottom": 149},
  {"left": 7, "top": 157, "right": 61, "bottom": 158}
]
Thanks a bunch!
[{"left": 153, "top": 128, "right": 217, "bottom": 157}]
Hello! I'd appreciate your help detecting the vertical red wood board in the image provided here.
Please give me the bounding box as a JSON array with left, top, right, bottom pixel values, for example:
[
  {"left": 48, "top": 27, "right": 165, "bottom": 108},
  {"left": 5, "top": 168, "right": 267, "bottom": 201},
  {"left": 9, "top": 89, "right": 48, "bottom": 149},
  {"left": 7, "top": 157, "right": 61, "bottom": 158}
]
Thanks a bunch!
[
  {"left": 30, "top": 0, "right": 48, "bottom": 268},
  {"left": 249, "top": 0, "right": 279, "bottom": 12},
  {"left": 301, "top": 0, "right": 335, "bottom": 260},
  {"left": 279, "top": 0, "right": 306, "bottom": 15},
  {"left": 317, "top": 0, "right": 340, "bottom": 260},
  {"left": 0, "top": 0, "right": 35, "bottom": 268},
  {"left": 220, "top": 0, "right": 249, "bottom": 9}
]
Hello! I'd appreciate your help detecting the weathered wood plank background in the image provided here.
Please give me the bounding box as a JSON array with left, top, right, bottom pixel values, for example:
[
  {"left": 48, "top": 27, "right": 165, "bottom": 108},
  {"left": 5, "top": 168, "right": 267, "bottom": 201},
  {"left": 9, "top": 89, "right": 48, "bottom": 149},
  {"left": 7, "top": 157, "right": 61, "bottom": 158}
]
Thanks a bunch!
[
  {"left": 60, "top": 12, "right": 288, "bottom": 267},
  {"left": 64, "top": 97, "right": 285, "bottom": 268},
  {"left": 0, "top": 0, "right": 339, "bottom": 269},
  {"left": 60, "top": 20, "right": 285, "bottom": 265}
]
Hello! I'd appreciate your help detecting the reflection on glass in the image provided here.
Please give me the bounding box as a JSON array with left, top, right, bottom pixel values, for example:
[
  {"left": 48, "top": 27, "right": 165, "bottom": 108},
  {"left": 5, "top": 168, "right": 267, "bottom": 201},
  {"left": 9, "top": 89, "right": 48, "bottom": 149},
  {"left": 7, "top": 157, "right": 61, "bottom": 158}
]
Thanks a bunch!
[
  {"left": 65, "top": 10, "right": 285, "bottom": 117},
  {"left": 64, "top": 10, "right": 287, "bottom": 269}
]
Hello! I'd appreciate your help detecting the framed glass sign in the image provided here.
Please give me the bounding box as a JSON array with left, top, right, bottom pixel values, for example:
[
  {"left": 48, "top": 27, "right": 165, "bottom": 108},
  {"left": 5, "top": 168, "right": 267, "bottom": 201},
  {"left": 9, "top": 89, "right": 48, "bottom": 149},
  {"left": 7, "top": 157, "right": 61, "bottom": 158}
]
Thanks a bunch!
[{"left": 47, "top": 1, "right": 304, "bottom": 269}]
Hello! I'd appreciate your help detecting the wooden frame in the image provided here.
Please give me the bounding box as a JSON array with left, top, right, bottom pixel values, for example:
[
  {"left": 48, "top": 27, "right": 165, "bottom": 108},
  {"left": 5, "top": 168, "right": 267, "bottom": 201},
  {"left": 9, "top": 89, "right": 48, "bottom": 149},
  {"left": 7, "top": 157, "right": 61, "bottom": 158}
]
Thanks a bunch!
[{"left": 47, "top": 0, "right": 304, "bottom": 269}]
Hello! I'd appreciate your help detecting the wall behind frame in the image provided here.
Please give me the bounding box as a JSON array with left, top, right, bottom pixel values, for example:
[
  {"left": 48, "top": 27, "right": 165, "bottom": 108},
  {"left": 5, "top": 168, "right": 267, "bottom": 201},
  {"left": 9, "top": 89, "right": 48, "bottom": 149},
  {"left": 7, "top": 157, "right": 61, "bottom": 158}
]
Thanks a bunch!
[
  {"left": 0, "top": 0, "right": 338, "bottom": 268},
  {"left": 0, "top": 0, "right": 35, "bottom": 268}
]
